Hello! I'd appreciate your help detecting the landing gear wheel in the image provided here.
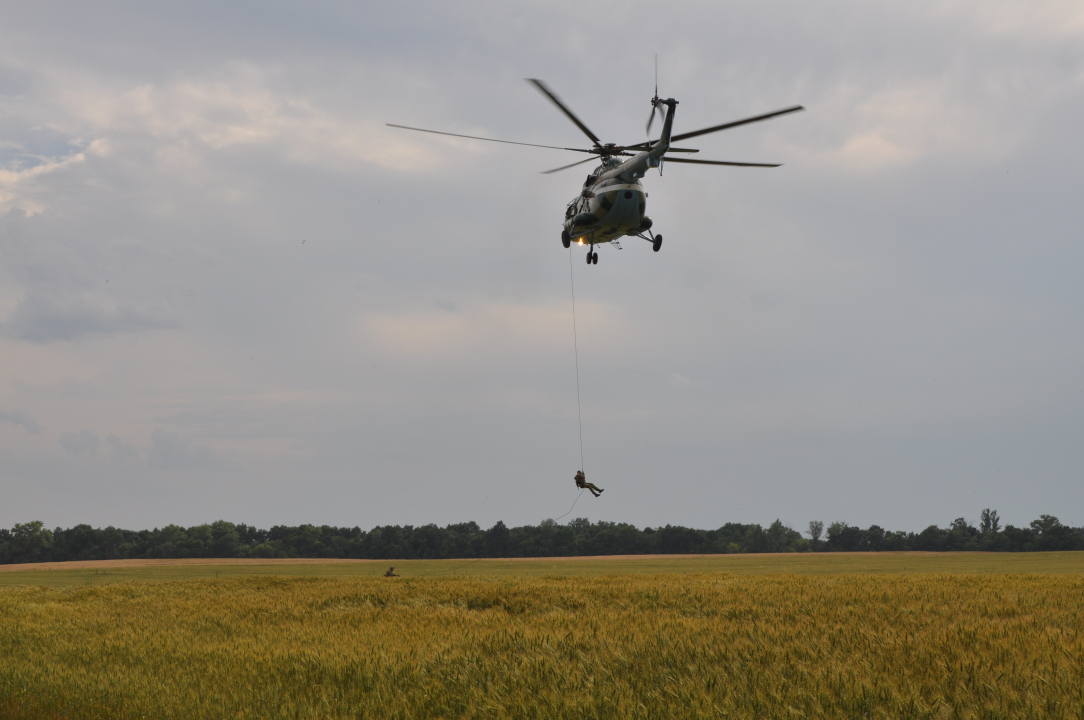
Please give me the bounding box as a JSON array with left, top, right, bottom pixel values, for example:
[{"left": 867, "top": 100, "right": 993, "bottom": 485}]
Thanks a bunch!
[
  {"left": 652, "top": 234, "right": 663, "bottom": 253},
  {"left": 562, "top": 230, "right": 571, "bottom": 249},
  {"left": 586, "top": 249, "right": 593, "bottom": 264},
  {"left": 592, "top": 252, "right": 598, "bottom": 264}
]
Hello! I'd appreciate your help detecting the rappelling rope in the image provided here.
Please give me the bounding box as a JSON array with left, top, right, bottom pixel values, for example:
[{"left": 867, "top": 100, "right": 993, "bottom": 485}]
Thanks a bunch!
[
  {"left": 414, "top": 258, "right": 588, "bottom": 574},
  {"left": 554, "top": 488, "right": 586, "bottom": 522},
  {"left": 568, "top": 246, "right": 585, "bottom": 474},
  {"left": 552, "top": 246, "right": 589, "bottom": 525}
]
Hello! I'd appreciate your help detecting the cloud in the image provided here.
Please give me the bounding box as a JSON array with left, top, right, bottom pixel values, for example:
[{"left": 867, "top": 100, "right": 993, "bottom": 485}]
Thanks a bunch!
[
  {"left": 146, "top": 428, "right": 226, "bottom": 471},
  {"left": 1, "top": 0, "right": 1083, "bottom": 533},
  {"left": 61, "top": 71, "right": 434, "bottom": 174},
  {"left": 825, "top": 78, "right": 1021, "bottom": 170},
  {"left": 955, "top": 0, "right": 1084, "bottom": 41},
  {"left": 0, "top": 63, "right": 437, "bottom": 218},
  {"left": 1, "top": 293, "right": 178, "bottom": 342},
  {"left": 358, "top": 300, "right": 630, "bottom": 364},
  {"left": 0, "top": 410, "right": 42, "bottom": 434},
  {"left": 106, "top": 434, "right": 141, "bottom": 465},
  {"left": 58, "top": 429, "right": 100, "bottom": 456},
  {"left": 667, "top": 372, "right": 692, "bottom": 387},
  {"left": 0, "top": 151, "right": 87, "bottom": 216}
]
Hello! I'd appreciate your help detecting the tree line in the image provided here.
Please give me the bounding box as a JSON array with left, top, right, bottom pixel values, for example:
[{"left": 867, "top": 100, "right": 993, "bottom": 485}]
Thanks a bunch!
[{"left": 1, "top": 510, "right": 1082, "bottom": 565}]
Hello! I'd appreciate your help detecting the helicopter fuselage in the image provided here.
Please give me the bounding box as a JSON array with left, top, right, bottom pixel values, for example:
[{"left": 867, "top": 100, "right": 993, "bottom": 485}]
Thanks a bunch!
[
  {"left": 563, "top": 100, "right": 676, "bottom": 246},
  {"left": 564, "top": 177, "right": 647, "bottom": 246}
]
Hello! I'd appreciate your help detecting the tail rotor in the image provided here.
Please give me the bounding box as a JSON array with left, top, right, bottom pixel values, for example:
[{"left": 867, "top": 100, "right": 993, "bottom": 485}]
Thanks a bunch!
[{"left": 645, "top": 54, "right": 665, "bottom": 137}]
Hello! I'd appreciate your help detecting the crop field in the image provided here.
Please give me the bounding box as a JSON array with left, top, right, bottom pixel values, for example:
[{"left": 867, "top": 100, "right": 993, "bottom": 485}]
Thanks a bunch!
[
  {"left": 3, "top": 550, "right": 1083, "bottom": 588},
  {"left": 1, "top": 554, "right": 1083, "bottom": 719}
]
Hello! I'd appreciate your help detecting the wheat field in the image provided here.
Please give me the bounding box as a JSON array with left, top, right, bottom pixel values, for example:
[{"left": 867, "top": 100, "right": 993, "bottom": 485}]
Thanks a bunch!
[
  {"left": 4, "top": 549, "right": 1083, "bottom": 588},
  {"left": 2, "top": 569, "right": 1083, "bottom": 719}
]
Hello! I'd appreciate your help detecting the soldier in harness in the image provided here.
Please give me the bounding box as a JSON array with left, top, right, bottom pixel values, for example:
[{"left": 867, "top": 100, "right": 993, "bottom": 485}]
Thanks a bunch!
[{"left": 574, "top": 470, "right": 604, "bottom": 497}]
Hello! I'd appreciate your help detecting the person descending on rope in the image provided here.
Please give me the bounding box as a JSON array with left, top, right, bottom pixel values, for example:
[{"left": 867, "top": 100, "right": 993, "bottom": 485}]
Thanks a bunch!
[{"left": 574, "top": 470, "right": 604, "bottom": 497}]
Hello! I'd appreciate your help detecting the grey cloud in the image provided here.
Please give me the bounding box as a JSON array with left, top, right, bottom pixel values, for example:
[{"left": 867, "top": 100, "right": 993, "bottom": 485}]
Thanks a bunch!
[
  {"left": 106, "top": 434, "right": 141, "bottom": 465},
  {"left": 0, "top": 127, "right": 84, "bottom": 173},
  {"left": 2, "top": 293, "right": 178, "bottom": 342},
  {"left": 58, "top": 429, "right": 100, "bottom": 456},
  {"left": 0, "top": 410, "right": 42, "bottom": 434},
  {"left": 1, "top": 1, "right": 1083, "bottom": 532},
  {"left": 147, "top": 429, "right": 226, "bottom": 471}
]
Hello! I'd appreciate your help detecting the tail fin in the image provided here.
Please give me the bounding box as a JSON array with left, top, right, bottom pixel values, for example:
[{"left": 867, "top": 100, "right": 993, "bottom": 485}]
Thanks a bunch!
[{"left": 658, "top": 100, "right": 678, "bottom": 149}]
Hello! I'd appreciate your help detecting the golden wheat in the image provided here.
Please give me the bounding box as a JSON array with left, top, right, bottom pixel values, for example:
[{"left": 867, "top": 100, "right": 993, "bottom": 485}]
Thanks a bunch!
[{"left": 1, "top": 573, "right": 1082, "bottom": 719}]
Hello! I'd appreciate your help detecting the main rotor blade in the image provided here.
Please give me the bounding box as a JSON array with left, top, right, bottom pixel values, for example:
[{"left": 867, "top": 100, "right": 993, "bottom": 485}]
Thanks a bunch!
[
  {"left": 540, "top": 156, "right": 598, "bottom": 175},
  {"left": 664, "top": 157, "right": 782, "bottom": 167},
  {"left": 621, "top": 143, "right": 700, "bottom": 152},
  {"left": 386, "top": 124, "right": 595, "bottom": 153},
  {"left": 670, "top": 105, "right": 805, "bottom": 143},
  {"left": 624, "top": 142, "right": 698, "bottom": 151},
  {"left": 526, "top": 79, "right": 602, "bottom": 148}
]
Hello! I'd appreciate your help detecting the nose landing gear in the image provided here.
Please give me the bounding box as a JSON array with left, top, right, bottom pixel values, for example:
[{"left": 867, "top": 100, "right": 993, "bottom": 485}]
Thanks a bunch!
[{"left": 585, "top": 249, "right": 598, "bottom": 264}]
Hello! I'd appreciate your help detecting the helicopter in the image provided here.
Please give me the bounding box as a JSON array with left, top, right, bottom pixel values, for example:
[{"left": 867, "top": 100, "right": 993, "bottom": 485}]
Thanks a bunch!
[{"left": 388, "top": 75, "right": 803, "bottom": 265}]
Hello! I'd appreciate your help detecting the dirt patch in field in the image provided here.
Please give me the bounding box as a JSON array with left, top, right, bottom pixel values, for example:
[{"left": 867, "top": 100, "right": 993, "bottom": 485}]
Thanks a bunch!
[
  {"left": 0, "top": 557, "right": 381, "bottom": 572},
  {"left": 0, "top": 552, "right": 952, "bottom": 573}
]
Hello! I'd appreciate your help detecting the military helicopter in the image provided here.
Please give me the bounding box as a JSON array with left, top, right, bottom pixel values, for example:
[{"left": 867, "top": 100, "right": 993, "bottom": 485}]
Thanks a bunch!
[{"left": 388, "top": 75, "right": 802, "bottom": 265}]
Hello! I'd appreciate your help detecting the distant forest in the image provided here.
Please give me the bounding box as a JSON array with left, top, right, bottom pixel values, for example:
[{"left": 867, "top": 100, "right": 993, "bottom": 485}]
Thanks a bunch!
[{"left": 2, "top": 509, "right": 1082, "bottom": 565}]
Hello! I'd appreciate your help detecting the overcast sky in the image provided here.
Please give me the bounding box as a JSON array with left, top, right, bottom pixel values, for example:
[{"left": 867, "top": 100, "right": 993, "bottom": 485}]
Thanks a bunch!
[{"left": 2, "top": 0, "right": 1082, "bottom": 534}]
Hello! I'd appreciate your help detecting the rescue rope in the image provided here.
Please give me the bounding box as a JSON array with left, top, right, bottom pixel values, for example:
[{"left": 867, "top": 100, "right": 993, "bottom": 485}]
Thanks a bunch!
[
  {"left": 555, "top": 247, "right": 589, "bottom": 525},
  {"left": 554, "top": 488, "right": 586, "bottom": 522},
  {"left": 412, "top": 259, "right": 589, "bottom": 576},
  {"left": 569, "top": 247, "right": 585, "bottom": 473}
]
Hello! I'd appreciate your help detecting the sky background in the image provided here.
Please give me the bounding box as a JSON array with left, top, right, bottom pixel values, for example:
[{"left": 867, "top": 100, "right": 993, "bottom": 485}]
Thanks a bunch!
[{"left": 2, "top": 0, "right": 1082, "bottom": 534}]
